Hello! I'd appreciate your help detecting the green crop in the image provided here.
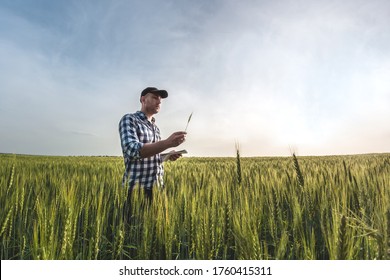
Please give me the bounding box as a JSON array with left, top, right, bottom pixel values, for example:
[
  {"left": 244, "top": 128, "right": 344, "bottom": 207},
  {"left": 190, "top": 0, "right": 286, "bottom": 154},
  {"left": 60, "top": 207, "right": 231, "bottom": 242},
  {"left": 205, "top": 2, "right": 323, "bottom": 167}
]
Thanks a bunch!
[{"left": 0, "top": 153, "right": 389, "bottom": 260}]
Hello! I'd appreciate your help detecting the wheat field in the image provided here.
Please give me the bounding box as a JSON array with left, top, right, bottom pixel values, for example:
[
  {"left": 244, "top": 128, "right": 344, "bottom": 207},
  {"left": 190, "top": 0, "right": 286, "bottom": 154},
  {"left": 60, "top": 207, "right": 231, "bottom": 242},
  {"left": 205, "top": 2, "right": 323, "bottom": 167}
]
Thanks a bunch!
[{"left": 0, "top": 153, "right": 389, "bottom": 260}]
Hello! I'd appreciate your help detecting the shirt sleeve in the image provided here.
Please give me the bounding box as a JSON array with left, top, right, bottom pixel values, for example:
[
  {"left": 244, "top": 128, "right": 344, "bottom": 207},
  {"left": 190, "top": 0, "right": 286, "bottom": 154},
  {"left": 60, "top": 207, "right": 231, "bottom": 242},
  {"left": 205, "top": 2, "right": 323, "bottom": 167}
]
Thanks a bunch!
[{"left": 119, "top": 114, "right": 144, "bottom": 160}]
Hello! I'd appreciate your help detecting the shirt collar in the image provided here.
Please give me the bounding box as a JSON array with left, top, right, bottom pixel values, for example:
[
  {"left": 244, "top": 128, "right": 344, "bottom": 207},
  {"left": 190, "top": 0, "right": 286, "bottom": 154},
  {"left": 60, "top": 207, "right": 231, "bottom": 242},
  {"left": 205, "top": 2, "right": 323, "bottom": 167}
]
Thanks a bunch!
[{"left": 136, "top": 111, "right": 155, "bottom": 123}]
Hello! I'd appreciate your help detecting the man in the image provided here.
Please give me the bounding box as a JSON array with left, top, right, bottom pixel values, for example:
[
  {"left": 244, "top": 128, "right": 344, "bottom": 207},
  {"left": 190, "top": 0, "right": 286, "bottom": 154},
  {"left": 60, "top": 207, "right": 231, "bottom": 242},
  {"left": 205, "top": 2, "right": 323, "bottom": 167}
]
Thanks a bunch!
[{"left": 119, "top": 87, "right": 187, "bottom": 202}]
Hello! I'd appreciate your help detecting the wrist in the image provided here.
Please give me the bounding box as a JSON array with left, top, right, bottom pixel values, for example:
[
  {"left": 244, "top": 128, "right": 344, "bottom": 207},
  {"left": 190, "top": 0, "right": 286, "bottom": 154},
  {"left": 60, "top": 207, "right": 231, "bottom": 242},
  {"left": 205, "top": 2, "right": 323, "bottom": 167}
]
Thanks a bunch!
[{"left": 160, "top": 139, "right": 170, "bottom": 150}]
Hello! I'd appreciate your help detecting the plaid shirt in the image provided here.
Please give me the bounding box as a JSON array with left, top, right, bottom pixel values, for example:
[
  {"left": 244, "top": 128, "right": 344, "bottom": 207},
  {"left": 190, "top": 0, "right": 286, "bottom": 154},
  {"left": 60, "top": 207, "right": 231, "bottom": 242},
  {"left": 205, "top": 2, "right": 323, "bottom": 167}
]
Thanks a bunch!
[{"left": 119, "top": 111, "right": 164, "bottom": 190}]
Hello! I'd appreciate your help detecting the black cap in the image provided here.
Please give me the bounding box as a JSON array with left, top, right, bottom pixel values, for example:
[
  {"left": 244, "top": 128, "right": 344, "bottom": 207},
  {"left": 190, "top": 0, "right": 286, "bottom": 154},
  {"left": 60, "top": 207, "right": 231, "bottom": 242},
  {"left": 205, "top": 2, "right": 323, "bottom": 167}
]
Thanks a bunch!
[{"left": 141, "top": 87, "right": 168, "bottom": 98}]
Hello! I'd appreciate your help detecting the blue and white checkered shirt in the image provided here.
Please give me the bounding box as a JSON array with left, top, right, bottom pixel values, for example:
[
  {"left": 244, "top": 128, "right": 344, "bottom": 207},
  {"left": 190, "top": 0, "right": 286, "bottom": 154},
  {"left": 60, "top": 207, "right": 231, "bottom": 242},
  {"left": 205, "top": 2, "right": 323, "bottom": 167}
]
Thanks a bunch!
[{"left": 119, "top": 111, "right": 164, "bottom": 190}]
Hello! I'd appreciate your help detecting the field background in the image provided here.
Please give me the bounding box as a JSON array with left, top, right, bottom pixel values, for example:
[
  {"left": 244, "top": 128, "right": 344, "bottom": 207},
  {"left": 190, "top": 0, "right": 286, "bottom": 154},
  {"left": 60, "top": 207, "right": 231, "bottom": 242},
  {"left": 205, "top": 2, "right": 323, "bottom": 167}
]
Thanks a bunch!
[{"left": 0, "top": 153, "right": 389, "bottom": 260}]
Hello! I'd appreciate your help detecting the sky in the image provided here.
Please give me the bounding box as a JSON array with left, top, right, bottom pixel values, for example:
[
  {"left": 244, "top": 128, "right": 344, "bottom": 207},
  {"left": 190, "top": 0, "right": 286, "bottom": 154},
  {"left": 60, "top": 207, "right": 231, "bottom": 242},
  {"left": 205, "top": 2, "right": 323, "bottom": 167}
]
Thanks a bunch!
[{"left": 1, "top": 0, "right": 389, "bottom": 157}]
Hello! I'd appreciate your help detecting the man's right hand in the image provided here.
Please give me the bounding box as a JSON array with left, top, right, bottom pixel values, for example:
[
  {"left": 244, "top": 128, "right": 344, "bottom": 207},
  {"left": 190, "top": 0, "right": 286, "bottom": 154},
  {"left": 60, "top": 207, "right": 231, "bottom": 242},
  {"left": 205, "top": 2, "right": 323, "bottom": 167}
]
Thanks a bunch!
[
  {"left": 166, "top": 131, "right": 187, "bottom": 147},
  {"left": 139, "top": 131, "right": 187, "bottom": 158}
]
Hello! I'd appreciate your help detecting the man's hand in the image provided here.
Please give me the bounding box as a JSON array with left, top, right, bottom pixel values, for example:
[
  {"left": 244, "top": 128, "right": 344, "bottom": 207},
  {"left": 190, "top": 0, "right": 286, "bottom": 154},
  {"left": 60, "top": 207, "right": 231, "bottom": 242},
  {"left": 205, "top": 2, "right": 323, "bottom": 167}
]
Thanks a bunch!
[
  {"left": 166, "top": 131, "right": 187, "bottom": 147},
  {"left": 162, "top": 151, "right": 183, "bottom": 162},
  {"left": 139, "top": 131, "right": 187, "bottom": 158}
]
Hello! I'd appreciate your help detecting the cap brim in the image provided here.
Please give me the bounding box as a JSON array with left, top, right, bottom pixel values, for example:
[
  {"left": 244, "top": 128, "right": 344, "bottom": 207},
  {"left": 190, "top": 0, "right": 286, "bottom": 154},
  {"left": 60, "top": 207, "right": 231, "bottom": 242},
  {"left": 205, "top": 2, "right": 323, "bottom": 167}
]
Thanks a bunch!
[{"left": 151, "top": 90, "right": 168, "bottom": 98}]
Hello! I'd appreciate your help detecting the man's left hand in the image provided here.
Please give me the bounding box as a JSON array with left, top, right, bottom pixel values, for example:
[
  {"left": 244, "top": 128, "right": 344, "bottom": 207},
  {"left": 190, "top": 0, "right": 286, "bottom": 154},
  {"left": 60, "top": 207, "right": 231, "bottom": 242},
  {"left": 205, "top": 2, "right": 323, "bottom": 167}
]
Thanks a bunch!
[{"left": 167, "top": 152, "right": 182, "bottom": 161}]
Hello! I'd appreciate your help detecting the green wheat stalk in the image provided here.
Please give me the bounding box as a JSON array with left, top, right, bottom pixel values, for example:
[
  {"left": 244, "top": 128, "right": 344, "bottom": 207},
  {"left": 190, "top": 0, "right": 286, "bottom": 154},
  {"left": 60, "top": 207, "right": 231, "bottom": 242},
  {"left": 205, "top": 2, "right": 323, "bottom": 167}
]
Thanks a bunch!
[
  {"left": 184, "top": 112, "right": 193, "bottom": 132},
  {"left": 338, "top": 215, "right": 348, "bottom": 260},
  {"left": 235, "top": 143, "right": 242, "bottom": 185},
  {"left": 292, "top": 153, "right": 304, "bottom": 188}
]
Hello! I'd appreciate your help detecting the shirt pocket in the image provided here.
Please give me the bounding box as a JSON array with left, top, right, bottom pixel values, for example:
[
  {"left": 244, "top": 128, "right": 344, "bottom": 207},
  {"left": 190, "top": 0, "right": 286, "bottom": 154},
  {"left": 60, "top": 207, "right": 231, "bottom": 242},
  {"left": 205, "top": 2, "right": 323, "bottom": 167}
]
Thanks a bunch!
[{"left": 137, "top": 123, "right": 153, "bottom": 143}]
